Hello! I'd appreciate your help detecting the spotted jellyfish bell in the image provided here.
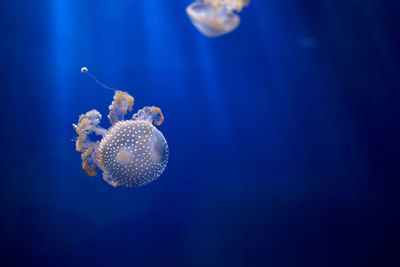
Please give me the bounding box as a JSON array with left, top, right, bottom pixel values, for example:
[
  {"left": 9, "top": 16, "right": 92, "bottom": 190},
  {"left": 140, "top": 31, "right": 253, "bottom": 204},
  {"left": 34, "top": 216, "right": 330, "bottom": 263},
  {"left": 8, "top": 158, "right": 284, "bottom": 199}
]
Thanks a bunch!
[{"left": 186, "top": 0, "right": 250, "bottom": 37}]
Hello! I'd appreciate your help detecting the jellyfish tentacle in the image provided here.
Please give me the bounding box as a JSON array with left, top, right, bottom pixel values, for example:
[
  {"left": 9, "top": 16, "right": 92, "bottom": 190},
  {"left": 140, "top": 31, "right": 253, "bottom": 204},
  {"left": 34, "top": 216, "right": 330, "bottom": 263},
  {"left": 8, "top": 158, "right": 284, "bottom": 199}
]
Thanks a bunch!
[
  {"left": 73, "top": 110, "right": 106, "bottom": 176},
  {"left": 132, "top": 106, "right": 164, "bottom": 126},
  {"left": 81, "top": 67, "right": 117, "bottom": 91},
  {"left": 108, "top": 90, "right": 134, "bottom": 125},
  {"left": 81, "top": 147, "right": 98, "bottom": 176},
  {"left": 87, "top": 72, "right": 117, "bottom": 91},
  {"left": 74, "top": 110, "right": 107, "bottom": 137}
]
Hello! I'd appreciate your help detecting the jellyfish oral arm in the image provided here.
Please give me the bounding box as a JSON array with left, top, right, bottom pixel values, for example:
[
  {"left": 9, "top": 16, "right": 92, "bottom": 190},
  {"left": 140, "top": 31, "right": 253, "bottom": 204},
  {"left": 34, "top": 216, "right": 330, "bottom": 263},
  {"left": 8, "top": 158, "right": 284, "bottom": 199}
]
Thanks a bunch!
[
  {"left": 73, "top": 110, "right": 107, "bottom": 137},
  {"left": 132, "top": 106, "right": 164, "bottom": 126},
  {"left": 73, "top": 110, "right": 107, "bottom": 176},
  {"left": 108, "top": 90, "right": 134, "bottom": 125}
]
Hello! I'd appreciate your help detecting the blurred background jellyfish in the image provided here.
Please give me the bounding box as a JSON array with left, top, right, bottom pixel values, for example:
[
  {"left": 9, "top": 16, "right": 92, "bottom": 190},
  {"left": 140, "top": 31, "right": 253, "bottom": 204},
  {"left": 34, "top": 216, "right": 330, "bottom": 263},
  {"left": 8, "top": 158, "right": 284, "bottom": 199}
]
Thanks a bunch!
[
  {"left": 73, "top": 67, "right": 168, "bottom": 187},
  {"left": 186, "top": 0, "right": 250, "bottom": 37}
]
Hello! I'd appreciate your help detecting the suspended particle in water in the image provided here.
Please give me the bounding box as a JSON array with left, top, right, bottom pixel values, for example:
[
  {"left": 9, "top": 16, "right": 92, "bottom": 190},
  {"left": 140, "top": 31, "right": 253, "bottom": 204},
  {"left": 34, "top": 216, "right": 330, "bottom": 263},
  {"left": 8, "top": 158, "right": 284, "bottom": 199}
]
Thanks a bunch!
[
  {"left": 73, "top": 67, "right": 168, "bottom": 188},
  {"left": 186, "top": 0, "right": 250, "bottom": 37}
]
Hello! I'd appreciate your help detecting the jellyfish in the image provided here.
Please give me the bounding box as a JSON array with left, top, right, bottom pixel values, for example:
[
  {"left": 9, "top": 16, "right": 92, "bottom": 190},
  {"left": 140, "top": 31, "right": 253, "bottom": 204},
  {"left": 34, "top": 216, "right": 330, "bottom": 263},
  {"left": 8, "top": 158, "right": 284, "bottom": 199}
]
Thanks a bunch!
[
  {"left": 186, "top": 0, "right": 250, "bottom": 37},
  {"left": 73, "top": 67, "right": 168, "bottom": 187}
]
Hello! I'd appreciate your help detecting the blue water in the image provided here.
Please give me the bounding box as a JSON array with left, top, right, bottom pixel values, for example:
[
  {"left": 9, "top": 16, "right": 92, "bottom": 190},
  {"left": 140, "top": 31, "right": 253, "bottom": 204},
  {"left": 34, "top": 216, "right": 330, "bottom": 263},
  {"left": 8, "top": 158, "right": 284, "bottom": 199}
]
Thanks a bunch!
[{"left": 1, "top": 1, "right": 399, "bottom": 266}]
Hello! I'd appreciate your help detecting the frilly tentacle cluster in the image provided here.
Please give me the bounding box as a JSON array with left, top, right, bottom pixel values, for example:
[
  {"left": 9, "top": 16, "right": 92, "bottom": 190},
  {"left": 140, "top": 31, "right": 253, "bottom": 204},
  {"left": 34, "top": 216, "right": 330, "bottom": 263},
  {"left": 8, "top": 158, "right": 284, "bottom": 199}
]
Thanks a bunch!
[
  {"left": 81, "top": 147, "right": 98, "bottom": 176},
  {"left": 73, "top": 110, "right": 107, "bottom": 176},
  {"left": 108, "top": 90, "right": 134, "bottom": 125},
  {"left": 132, "top": 106, "right": 164, "bottom": 126}
]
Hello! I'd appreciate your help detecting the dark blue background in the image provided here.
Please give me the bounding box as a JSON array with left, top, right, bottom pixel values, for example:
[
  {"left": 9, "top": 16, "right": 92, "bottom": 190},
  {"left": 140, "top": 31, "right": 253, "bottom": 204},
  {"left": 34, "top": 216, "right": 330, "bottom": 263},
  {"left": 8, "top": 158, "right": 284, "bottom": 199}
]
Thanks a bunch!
[{"left": 1, "top": 0, "right": 399, "bottom": 266}]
